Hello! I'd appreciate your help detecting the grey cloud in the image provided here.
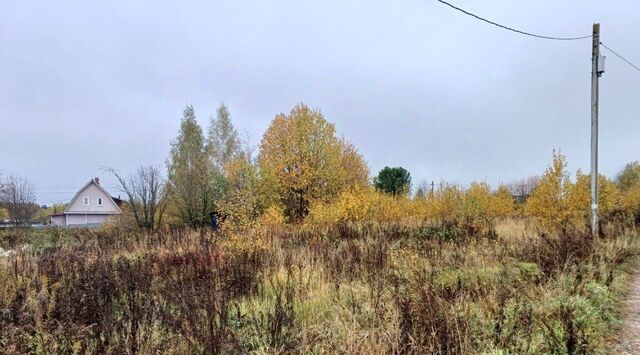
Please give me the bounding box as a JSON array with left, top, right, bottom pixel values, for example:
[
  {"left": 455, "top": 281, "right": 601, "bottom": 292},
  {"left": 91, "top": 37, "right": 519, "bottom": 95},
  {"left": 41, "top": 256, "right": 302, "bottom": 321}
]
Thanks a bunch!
[{"left": 1, "top": 0, "right": 639, "bottom": 203}]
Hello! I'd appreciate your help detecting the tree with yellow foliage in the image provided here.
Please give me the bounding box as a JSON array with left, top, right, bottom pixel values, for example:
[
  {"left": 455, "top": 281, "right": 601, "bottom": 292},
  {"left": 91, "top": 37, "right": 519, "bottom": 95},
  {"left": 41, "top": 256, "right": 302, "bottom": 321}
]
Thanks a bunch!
[
  {"left": 219, "top": 153, "right": 260, "bottom": 230},
  {"left": 339, "top": 139, "right": 370, "bottom": 190},
  {"left": 616, "top": 161, "right": 640, "bottom": 191},
  {"left": 621, "top": 183, "right": 640, "bottom": 224},
  {"left": 463, "top": 183, "right": 493, "bottom": 221},
  {"left": 524, "top": 152, "right": 629, "bottom": 233},
  {"left": 425, "top": 183, "right": 465, "bottom": 224},
  {"left": 491, "top": 184, "right": 515, "bottom": 218},
  {"left": 524, "top": 151, "right": 576, "bottom": 232},
  {"left": 258, "top": 104, "right": 368, "bottom": 221},
  {"left": 456, "top": 182, "right": 513, "bottom": 234},
  {"left": 567, "top": 170, "right": 620, "bottom": 223},
  {"left": 617, "top": 161, "right": 640, "bottom": 224},
  {"left": 305, "top": 180, "right": 514, "bottom": 227}
]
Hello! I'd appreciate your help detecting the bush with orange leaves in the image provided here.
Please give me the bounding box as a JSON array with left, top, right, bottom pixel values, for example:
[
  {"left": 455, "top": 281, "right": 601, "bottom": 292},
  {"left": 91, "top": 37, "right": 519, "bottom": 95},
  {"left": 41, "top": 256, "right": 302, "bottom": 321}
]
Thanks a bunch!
[
  {"left": 568, "top": 170, "right": 621, "bottom": 224},
  {"left": 422, "top": 183, "right": 464, "bottom": 223},
  {"left": 306, "top": 182, "right": 514, "bottom": 231},
  {"left": 420, "top": 182, "right": 514, "bottom": 235},
  {"left": 524, "top": 151, "right": 630, "bottom": 234},
  {"left": 308, "top": 186, "right": 435, "bottom": 224},
  {"left": 461, "top": 182, "right": 514, "bottom": 233},
  {"left": 302, "top": 150, "right": 639, "bottom": 237},
  {"left": 306, "top": 187, "right": 413, "bottom": 224},
  {"left": 621, "top": 184, "right": 640, "bottom": 225},
  {"left": 258, "top": 205, "right": 286, "bottom": 227}
]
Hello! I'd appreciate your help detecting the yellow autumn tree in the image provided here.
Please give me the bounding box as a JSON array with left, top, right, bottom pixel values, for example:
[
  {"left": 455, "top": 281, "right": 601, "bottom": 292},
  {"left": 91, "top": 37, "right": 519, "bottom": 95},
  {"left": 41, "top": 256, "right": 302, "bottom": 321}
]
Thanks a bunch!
[
  {"left": 424, "top": 183, "right": 465, "bottom": 224},
  {"left": 466, "top": 183, "right": 495, "bottom": 212},
  {"left": 621, "top": 183, "right": 640, "bottom": 223},
  {"left": 524, "top": 151, "right": 575, "bottom": 232},
  {"left": 306, "top": 181, "right": 513, "bottom": 227},
  {"left": 459, "top": 182, "right": 514, "bottom": 233},
  {"left": 463, "top": 183, "right": 493, "bottom": 229},
  {"left": 307, "top": 187, "right": 372, "bottom": 224},
  {"left": 491, "top": 184, "right": 516, "bottom": 218},
  {"left": 339, "top": 139, "right": 370, "bottom": 191},
  {"left": 219, "top": 154, "right": 261, "bottom": 230},
  {"left": 307, "top": 186, "right": 421, "bottom": 225},
  {"left": 567, "top": 170, "right": 620, "bottom": 224},
  {"left": 617, "top": 161, "right": 640, "bottom": 191},
  {"left": 617, "top": 161, "right": 640, "bottom": 224},
  {"left": 258, "top": 104, "right": 368, "bottom": 221}
]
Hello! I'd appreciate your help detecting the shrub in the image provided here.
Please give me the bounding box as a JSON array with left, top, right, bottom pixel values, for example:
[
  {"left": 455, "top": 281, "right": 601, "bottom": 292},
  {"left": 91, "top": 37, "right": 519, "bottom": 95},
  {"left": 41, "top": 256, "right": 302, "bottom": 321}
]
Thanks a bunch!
[{"left": 1, "top": 184, "right": 638, "bottom": 354}]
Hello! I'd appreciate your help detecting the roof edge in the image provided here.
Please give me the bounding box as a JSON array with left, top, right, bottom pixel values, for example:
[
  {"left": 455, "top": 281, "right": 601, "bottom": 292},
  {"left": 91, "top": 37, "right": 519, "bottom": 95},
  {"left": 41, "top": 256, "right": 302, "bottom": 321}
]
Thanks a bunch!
[{"left": 63, "top": 178, "right": 123, "bottom": 214}]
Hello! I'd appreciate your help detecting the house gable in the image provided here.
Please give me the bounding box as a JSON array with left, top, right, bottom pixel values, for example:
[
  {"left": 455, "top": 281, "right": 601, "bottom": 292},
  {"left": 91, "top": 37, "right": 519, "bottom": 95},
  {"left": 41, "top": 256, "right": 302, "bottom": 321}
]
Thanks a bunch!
[{"left": 64, "top": 179, "right": 122, "bottom": 215}]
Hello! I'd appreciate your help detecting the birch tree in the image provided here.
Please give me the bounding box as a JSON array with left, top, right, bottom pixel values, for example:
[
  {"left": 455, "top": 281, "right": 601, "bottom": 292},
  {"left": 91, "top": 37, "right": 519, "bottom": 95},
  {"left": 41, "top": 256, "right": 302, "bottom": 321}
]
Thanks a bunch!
[
  {"left": 167, "top": 106, "right": 223, "bottom": 227},
  {"left": 207, "top": 103, "right": 241, "bottom": 172}
]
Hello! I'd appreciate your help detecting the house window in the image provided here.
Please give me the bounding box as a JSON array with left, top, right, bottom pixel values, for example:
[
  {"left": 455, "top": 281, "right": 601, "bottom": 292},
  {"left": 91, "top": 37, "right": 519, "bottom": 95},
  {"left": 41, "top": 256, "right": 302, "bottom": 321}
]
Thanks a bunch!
[
  {"left": 83, "top": 197, "right": 89, "bottom": 205},
  {"left": 97, "top": 198, "right": 103, "bottom": 206}
]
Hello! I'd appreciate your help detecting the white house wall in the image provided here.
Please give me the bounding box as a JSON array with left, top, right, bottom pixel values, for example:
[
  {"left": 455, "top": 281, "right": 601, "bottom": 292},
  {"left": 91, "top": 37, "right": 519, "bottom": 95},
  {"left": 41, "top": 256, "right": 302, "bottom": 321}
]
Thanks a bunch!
[
  {"left": 87, "top": 214, "right": 110, "bottom": 224},
  {"left": 65, "top": 214, "right": 112, "bottom": 226},
  {"left": 66, "top": 182, "right": 120, "bottom": 214},
  {"left": 50, "top": 215, "right": 66, "bottom": 226}
]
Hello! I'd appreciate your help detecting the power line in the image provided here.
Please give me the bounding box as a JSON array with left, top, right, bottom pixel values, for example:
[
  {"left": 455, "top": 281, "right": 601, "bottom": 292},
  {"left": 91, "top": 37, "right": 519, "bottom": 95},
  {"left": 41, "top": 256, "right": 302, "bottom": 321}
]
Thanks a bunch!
[
  {"left": 37, "top": 192, "right": 77, "bottom": 195},
  {"left": 600, "top": 42, "right": 640, "bottom": 72},
  {"left": 435, "top": 0, "right": 592, "bottom": 41}
]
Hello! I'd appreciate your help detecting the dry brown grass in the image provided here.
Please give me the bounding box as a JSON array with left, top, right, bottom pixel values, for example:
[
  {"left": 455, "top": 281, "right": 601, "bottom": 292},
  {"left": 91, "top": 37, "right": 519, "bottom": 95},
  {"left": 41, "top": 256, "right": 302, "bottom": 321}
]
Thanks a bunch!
[{"left": 0, "top": 219, "right": 638, "bottom": 354}]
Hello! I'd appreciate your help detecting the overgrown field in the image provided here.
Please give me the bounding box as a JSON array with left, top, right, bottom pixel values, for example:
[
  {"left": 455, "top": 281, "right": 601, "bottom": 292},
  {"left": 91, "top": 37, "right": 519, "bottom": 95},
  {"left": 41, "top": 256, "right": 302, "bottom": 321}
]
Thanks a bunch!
[{"left": 1, "top": 220, "right": 638, "bottom": 354}]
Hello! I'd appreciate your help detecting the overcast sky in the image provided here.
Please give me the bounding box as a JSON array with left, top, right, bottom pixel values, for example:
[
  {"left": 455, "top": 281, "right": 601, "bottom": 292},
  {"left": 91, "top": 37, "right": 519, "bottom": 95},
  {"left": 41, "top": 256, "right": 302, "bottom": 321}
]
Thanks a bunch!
[{"left": 1, "top": 0, "right": 639, "bottom": 204}]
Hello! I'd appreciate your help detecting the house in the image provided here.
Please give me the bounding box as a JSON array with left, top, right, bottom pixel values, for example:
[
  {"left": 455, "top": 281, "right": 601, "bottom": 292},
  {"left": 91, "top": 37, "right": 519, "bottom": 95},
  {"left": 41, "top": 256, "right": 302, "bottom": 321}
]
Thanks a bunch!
[{"left": 50, "top": 177, "right": 122, "bottom": 227}]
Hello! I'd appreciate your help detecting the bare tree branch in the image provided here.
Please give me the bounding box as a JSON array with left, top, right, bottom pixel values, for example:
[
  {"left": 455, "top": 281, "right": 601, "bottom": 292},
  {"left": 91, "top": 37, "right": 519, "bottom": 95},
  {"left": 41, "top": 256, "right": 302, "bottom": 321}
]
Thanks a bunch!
[
  {"left": 0, "top": 174, "right": 38, "bottom": 224},
  {"left": 103, "top": 166, "right": 167, "bottom": 232}
]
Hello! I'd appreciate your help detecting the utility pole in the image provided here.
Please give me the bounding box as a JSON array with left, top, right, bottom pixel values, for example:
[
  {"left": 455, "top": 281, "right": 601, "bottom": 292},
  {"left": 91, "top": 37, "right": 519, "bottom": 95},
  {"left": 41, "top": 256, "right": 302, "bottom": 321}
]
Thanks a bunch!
[
  {"left": 590, "top": 23, "right": 603, "bottom": 237},
  {"left": 430, "top": 181, "right": 435, "bottom": 196}
]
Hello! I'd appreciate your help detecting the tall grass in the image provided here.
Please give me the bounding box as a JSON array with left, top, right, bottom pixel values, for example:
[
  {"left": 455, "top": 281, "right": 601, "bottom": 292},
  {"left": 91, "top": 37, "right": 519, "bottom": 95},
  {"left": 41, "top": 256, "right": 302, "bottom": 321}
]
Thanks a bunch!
[{"left": 0, "top": 220, "right": 637, "bottom": 354}]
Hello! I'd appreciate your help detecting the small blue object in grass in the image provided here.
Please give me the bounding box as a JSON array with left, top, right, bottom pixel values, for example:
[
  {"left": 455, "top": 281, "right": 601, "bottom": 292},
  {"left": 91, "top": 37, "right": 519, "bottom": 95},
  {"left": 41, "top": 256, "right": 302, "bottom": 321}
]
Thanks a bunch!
[{"left": 210, "top": 212, "right": 219, "bottom": 231}]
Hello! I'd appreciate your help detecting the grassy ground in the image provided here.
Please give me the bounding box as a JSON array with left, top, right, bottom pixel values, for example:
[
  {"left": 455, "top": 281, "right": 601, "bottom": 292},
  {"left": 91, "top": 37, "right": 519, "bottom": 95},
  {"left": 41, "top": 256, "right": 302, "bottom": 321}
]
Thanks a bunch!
[{"left": 0, "top": 220, "right": 638, "bottom": 354}]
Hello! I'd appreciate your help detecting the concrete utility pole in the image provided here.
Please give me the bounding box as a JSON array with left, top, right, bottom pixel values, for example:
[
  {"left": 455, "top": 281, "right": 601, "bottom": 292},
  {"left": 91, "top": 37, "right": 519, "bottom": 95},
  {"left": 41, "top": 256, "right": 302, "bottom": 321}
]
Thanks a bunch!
[{"left": 591, "top": 23, "right": 603, "bottom": 237}]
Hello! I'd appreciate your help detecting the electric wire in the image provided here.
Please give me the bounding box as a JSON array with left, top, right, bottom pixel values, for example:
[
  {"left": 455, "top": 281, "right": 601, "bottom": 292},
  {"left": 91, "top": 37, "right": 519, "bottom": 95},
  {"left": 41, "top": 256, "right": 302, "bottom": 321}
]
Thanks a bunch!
[
  {"left": 600, "top": 42, "right": 640, "bottom": 73},
  {"left": 436, "top": 0, "right": 592, "bottom": 41}
]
